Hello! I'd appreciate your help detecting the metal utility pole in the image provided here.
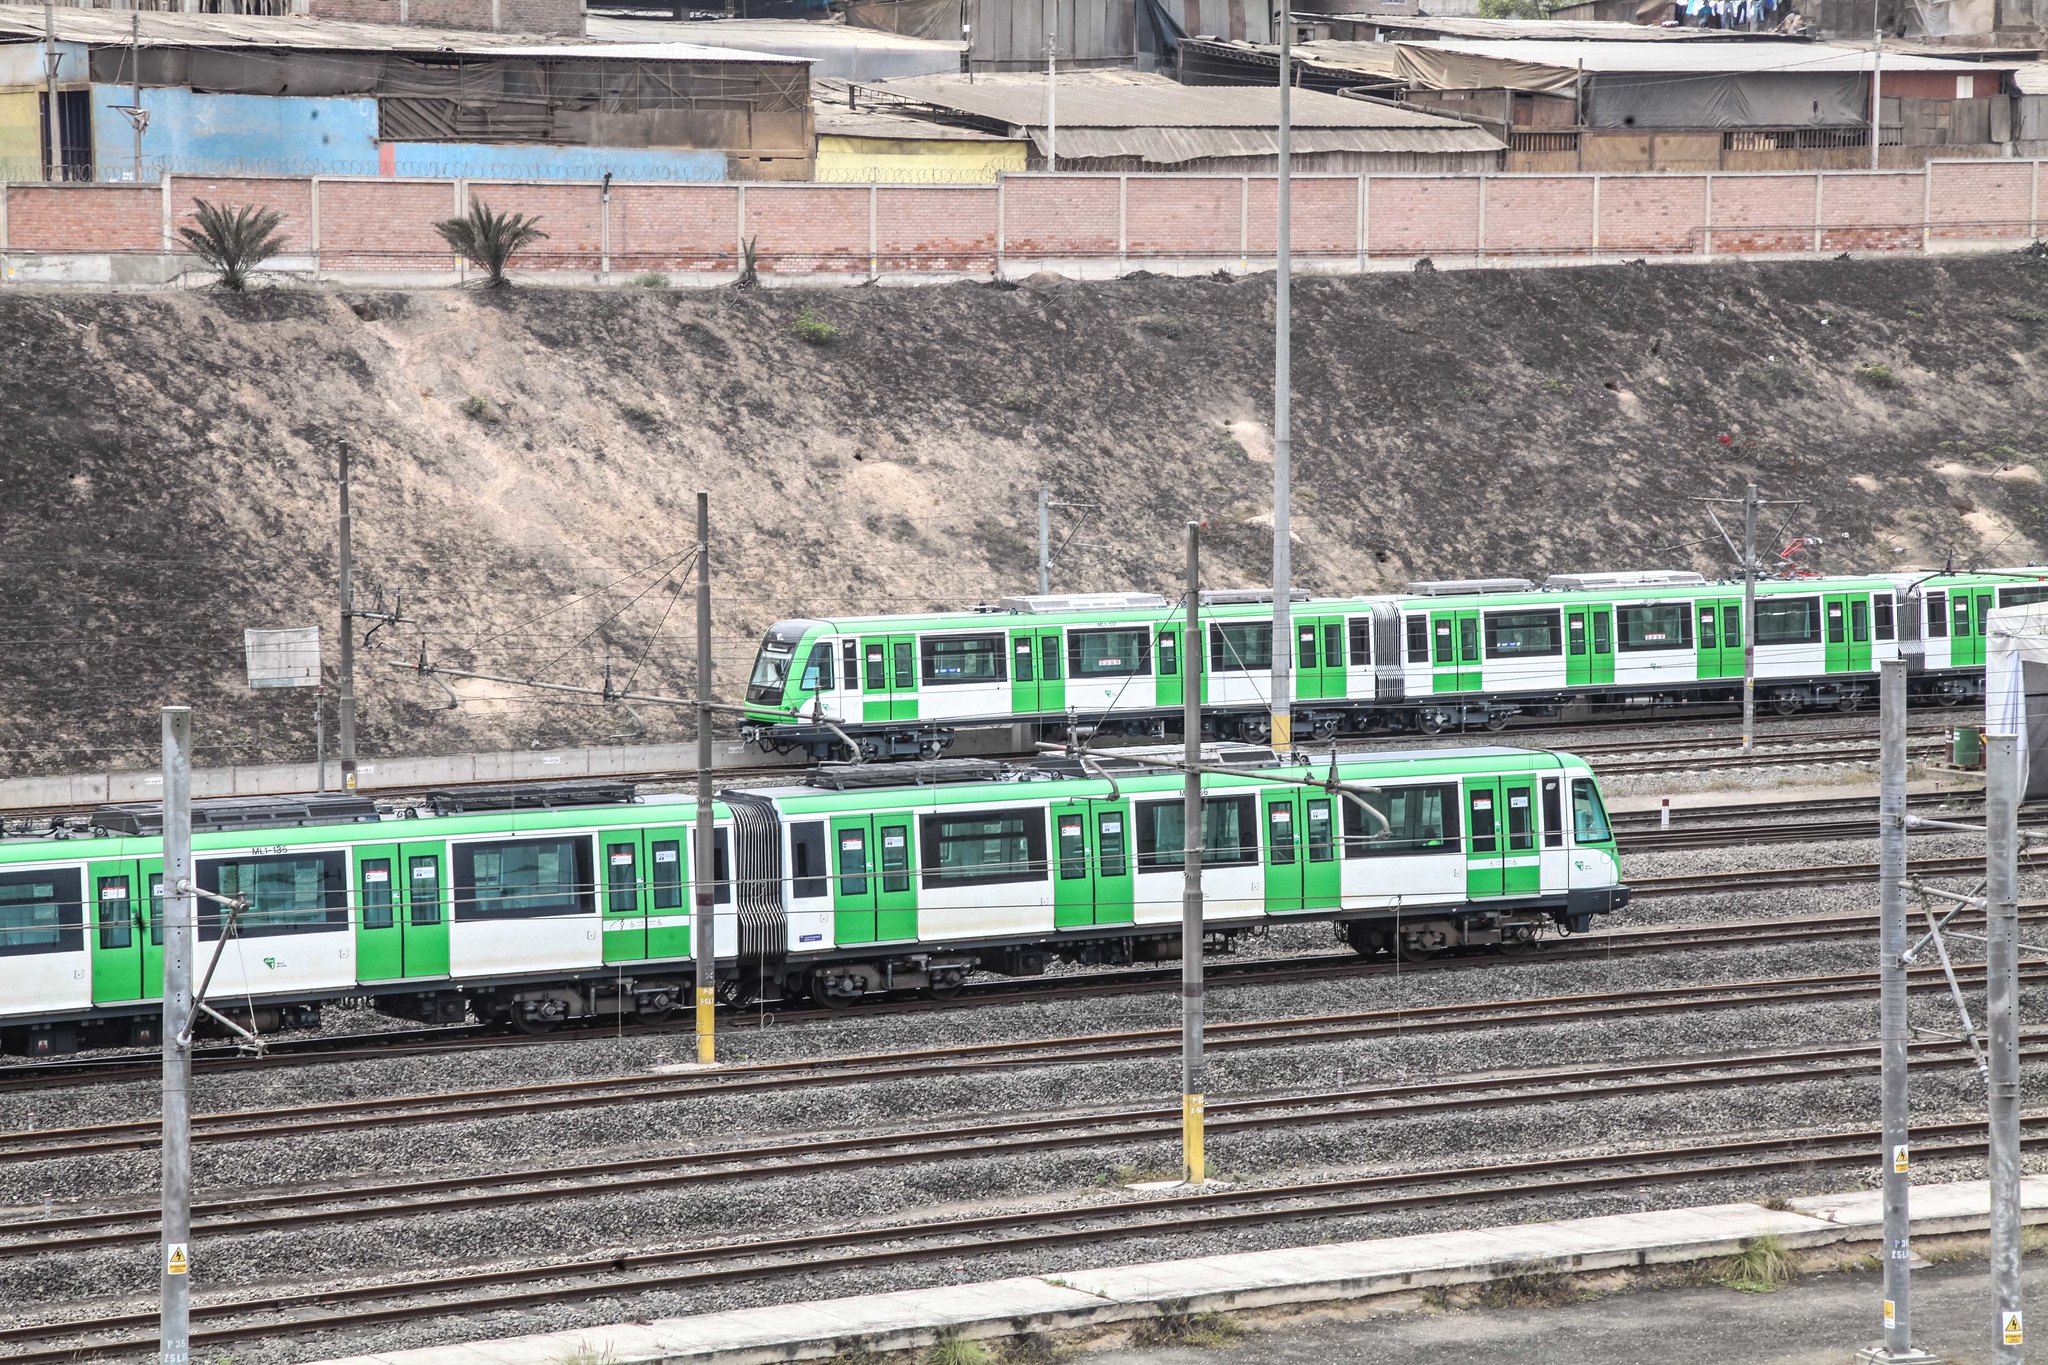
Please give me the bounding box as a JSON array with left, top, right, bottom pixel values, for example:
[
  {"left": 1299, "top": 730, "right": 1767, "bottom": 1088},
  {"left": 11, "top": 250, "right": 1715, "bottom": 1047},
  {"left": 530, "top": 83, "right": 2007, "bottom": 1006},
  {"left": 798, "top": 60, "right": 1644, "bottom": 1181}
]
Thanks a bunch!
[
  {"left": 1870, "top": 30, "right": 1883, "bottom": 171},
  {"left": 1987, "top": 729, "right": 2023, "bottom": 1364},
  {"left": 337, "top": 444, "right": 359, "bottom": 791},
  {"left": 130, "top": 11, "right": 144, "bottom": 184},
  {"left": 1181, "top": 520, "right": 1205, "bottom": 1185},
  {"left": 1741, "top": 482, "right": 1758, "bottom": 752},
  {"left": 159, "top": 706, "right": 194, "bottom": 1365},
  {"left": 1044, "top": 5, "right": 1057, "bottom": 173},
  {"left": 42, "top": 0, "right": 59, "bottom": 182},
  {"left": 1038, "top": 487, "right": 1052, "bottom": 595},
  {"left": 1268, "top": 5, "right": 1295, "bottom": 752},
  {"left": 694, "top": 492, "right": 717, "bottom": 1067}
]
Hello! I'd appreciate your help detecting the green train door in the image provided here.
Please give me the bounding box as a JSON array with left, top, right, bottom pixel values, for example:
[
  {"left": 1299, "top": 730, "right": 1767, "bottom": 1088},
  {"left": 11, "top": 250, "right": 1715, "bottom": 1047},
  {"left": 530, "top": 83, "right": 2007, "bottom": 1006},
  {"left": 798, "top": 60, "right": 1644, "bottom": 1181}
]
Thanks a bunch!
[
  {"left": 1846, "top": 596, "right": 1872, "bottom": 675},
  {"left": 1054, "top": 800, "right": 1132, "bottom": 928},
  {"left": 1293, "top": 616, "right": 1346, "bottom": 701},
  {"left": 1586, "top": 606, "right": 1615, "bottom": 684},
  {"left": 830, "top": 815, "right": 918, "bottom": 945},
  {"left": 1464, "top": 779, "right": 1505, "bottom": 898},
  {"left": 1263, "top": 793, "right": 1340, "bottom": 914},
  {"left": 1695, "top": 597, "right": 1742, "bottom": 679},
  {"left": 88, "top": 857, "right": 159, "bottom": 1005},
  {"left": 601, "top": 833, "right": 649, "bottom": 964},
  {"left": 1035, "top": 628, "right": 1065, "bottom": 716},
  {"left": 860, "top": 634, "right": 918, "bottom": 723},
  {"left": 1431, "top": 609, "right": 1483, "bottom": 694},
  {"left": 1951, "top": 590, "right": 1993, "bottom": 668},
  {"left": 1053, "top": 801, "right": 1092, "bottom": 927},
  {"left": 1822, "top": 594, "right": 1851, "bottom": 673},
  {"left": 1500, "top": 778, "right": 1540, "bottom": 895},
  {"left": 1156, "top": 625, "right": 1182, "bottom": 710},
  {"left": 1565, "top": 609, "right": 1592, "bottom": 688},
  {"left": 354, "top": 843, "right": 404, "bottom": 982},
  {"left": 398, "top": 842, "right": 451, "bottom": 977},
  {"left": 1011, "top": 629, "right": 1041, "bottom": 715},
  {"left": 644, "top": 829, "right": 690, "bottom": 960}
]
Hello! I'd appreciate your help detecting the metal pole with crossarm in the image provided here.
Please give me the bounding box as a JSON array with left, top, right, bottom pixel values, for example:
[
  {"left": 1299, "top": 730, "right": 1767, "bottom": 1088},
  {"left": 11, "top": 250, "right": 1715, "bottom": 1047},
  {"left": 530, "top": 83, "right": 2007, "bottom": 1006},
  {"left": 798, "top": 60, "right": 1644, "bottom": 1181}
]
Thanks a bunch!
[
  {"left": 1181, "top": 519, "right": 1205, "bottom": 1184},
  {"left": 159, "top": 707, "right": 194, "bottom": 1365}
]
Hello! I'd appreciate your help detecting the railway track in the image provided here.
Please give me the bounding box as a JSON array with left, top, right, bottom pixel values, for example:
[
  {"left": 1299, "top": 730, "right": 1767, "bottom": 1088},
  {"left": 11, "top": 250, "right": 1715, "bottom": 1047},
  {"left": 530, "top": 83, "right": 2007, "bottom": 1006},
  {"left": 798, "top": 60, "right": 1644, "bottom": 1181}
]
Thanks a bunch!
[
  {"left": 1629, "top": 855, "right": 2031, "bottom": 898},
  {"left": 1, "top": 904, "right": 2022, "bottom": 1092},
  {"left": 9, "top": 1113, "right": 2041, "bottom": 1365},
  {"left": 3, "top": 952, "right": 2036, "bottom": 1165}
]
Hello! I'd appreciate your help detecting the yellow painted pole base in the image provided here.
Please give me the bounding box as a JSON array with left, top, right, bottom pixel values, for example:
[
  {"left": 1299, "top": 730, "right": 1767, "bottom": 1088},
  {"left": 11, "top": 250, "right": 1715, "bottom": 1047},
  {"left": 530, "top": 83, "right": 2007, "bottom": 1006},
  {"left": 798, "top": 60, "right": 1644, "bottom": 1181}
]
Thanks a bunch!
[
  {"left": 695, "top": 985, "right": 717, "bottom": 1066},
  {"left": 1182, "top": 1093, "right": 1205, "bottom": 1186}
]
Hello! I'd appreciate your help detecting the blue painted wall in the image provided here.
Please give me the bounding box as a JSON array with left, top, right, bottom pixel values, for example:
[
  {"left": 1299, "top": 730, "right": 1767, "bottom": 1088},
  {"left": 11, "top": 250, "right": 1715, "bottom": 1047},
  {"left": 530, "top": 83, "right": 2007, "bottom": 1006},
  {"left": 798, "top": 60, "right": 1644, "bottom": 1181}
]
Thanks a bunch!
[
  {"left": 386, "top": 143, "right": 727, "bottom": 182},
  {"left": 92, "top": 87, "right": 381, "bottom": 179}
]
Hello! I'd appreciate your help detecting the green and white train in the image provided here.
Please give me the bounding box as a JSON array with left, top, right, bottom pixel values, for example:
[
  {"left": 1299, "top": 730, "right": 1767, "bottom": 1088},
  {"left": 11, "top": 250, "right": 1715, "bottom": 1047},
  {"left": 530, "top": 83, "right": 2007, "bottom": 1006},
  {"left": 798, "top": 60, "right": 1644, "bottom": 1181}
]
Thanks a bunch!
[
  {"left": 742, "top": 569, "right": 2048, "bottom": 757},
  {"left": 0, "top": 747, "right": 1626, "bottom": 1056}
]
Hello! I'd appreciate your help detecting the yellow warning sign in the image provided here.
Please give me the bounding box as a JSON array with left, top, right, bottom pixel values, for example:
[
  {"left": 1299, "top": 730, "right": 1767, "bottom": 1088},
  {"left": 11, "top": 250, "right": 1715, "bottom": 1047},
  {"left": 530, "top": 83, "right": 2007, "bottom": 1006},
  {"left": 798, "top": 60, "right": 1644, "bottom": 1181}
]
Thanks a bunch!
[
  {"left": 166, "top": 1243, "right": 189, "bottom": 1276},
  {"left": 1883, "top": 1299, "right": 1896, "bottom": 1329},
  {"left": 2005, "top": 1311, "right": 2024, "bottom": 1346},
  {"left": 1892, "top": 1144, "right": 1910, "bottom": 1173}
]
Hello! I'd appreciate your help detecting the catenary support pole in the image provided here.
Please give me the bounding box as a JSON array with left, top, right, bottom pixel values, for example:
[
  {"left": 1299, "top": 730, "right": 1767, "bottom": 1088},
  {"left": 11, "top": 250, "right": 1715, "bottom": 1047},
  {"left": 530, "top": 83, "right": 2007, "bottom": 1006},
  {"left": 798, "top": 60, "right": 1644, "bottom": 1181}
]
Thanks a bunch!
[
  {"left": 130, "top": 10, "right": 142, "bottom": 184},
  {"left": 1988, "top": 730, "right": 2023, "bottom": 1363},
  {"left": 1269, "top": 4, "right": 1294, "bottom": 752},
  {"left": 337, "top": 444, "right": 358, "bottom": 791},
  {"left": 1038, "top": 487, "right": 1051, "bottom": 595},
  {"left": 1878, "top": 659, "right": 1916, "bottom": 1355},
  {"left": 42, "top": 0, "right": 58, "bottom": 182},
  {"left": 694, "top": 492, "right": 717, "bottom": 1066},
  {"left": 1741, "top": 481, "right": 1758, "bottom": 752},
  {"left": 1871, "top": 30, "right": 1883, "bottom": 171},
  {"left": 159, "top": 706, "right": 193, "bottom": 1365},
  {"left": 1045, "top": 13, "right": 1057, "bottom": 173},
  {"left": 1181, "top": 519, "right": 1205, "bottom": 1185}
]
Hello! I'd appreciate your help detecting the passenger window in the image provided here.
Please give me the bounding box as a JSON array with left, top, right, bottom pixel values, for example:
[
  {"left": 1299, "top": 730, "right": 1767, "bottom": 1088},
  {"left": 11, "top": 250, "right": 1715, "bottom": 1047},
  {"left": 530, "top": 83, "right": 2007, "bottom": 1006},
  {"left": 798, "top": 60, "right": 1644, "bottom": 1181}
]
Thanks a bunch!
[
  {"left": 840, "top": 639, "right": 858, "bottom": 687},
  {"left": 892, "top": 642, "right": 914, "bottom": 689},
  {"left": 1541, "top": 778, "right": 1563, "bottom": 849},
  {"left": 361, "top": 859, "right": 394, "bottom": 929},
  {"left": 714, "top": 829, "right": 733, "bottom": 906},
  {"left": 1434, "top": 622, "right": 1453, "bottom": 664},
  {"left": 1976, "top": 593, "right": 1992, "bottom": 634},
  {"left": 1468, "top": 790, "right": 1497, "bottom": 854},
  {"left": 1058, "top": 814, "right": 1087, "bottom": 879},
  {"left": 1459, "top": 618, "right": 1480, "bottom": 662},
  {"left": 1874, "top": 594, "right": 1894, "bottom": 641},
  {"left": 1572, "top": 778, "right": 1612, "bottom": 843},
  {"left": 1348, "top": 618, "right": 1372, "bottom": 667},
  {"left": 1699, "top": 609, "right": 1717, "bottom": 650},
  {"left": 1567, "top": 613, "right": 1586, "bottom": 656},
  {"left": 1268, "top": 801, "right": 1296, "bottom": 866},
  {"left": 1406, "top": 616, "right": 1428, "bottom": 663},
  {"left": 1722, "top": 605, "right": 1741, "bottom": 648},
  {"left": 1323, "top": 624, "right": 1342, "bottom": 671},
  {"left": 1954, "top": 597, "right": 1971, "bottom": 636},
  {"left": 1306, "top": 800, "right": 1334, "bottom": 862},
  {"left": 1297, "top": 627, "right": 1317, "bottom": 671},
  {"left": 1851, "top": 601, "right": 1869, "bottom": 644},
  {"left": 649, "top": 841, "right": 682, "bottom": 910},
  {"left": 409, "top": 856, "right": 442, "bottom": 926},
  {"left": 1159, "top": 632, "right": 1177, "bottom": 677},
  {"left": 1014, "top": 638, "right": 1035, "bottom": 683},
  {"left": 864, "top": 645, "right": 886, "bottom": 689},
  {"left": 880, "top": 825, "right": 911, "bottom": 894},
  {"left": 606, "top": 845, "right": 637, "bottom": 914},
  {"left": 790, "top": 822, "right": 827, "bottom": 898},
  {"left": 149, "top": 876, "right": 164, "bottom": 945},
  {"left": 1099, "top": 814, "right": 1129, "bottom": 878},
  {"left": 1506, "top": 788, "right": 1534, "bottom": 852},
  {"left": 1827, "top": 602, "right": 1846, "bottom": 644},
  {"left": 837, "top": 829, "right": 868, "bottom": 897},
  {"left": 800, "top": 643, "right": 835, "bottom": 692},
  {"left": 1041, "top": 635, "right": 1062, "bottom": 681},
  {"left": 98, "top": 876, "right": 132, "bottom": 950},
  {"left": 1592, "top": 613, "right": 1610, "bottom": 653},
  {"left": 1927, "top": 592, "right": 1948, "bottom": 637}
]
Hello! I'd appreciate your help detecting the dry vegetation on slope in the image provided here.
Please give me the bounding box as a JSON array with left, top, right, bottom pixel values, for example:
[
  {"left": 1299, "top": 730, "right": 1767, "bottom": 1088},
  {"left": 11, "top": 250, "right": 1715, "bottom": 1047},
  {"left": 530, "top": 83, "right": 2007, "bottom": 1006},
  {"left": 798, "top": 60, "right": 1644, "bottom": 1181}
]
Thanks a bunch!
[{"left": 2, "top": 253, "right": 2045, "bottom": 773}]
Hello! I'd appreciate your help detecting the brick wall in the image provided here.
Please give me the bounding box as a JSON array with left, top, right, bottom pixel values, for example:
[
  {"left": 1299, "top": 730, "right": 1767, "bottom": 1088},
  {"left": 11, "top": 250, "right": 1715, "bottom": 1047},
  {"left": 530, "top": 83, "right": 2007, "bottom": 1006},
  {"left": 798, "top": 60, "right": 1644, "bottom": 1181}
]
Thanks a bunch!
[{"left": 3, "top": 164, "right": 2044, "bottom": 278}]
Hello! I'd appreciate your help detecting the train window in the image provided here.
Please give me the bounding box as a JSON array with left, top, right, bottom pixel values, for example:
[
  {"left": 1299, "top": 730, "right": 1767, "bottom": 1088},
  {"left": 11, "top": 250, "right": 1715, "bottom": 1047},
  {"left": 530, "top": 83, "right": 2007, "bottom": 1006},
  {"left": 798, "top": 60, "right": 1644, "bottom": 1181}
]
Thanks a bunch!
[
  {"left": 1541, "top": 778, "right": 1564, "bottom": 849},
  {"left": 919, "top": 809, "right": 1047, "bottom": 887},
  {"left": 200, "top": 850, "right": 348, "bottom": 939},
  {"left": 647, "top": 843, "right": 682, "bottom": 911},
  {"left": 836, "top": 828, "right": 868, "bottom": 897},
  {"left": 1460, "top": 618, "right": 1480, "bottom": 662},
  {"left": 1955, "top": 597, "right": 1973, "bottom": 637},
  {"left": 1041, "top": 635, "right": 1062, "bottom": 681},
  {"left": 1324, "top": 623, "right": 1342, "bottom": 671},
  {"left": 1405, "top": 616, "right": 1429, "bottom": 663},
  {"left": 921, "top": 634, "right": 1007, "bottom": 686},
  {"left": 841, "top": 639, "right": 858, "bottom": 687},
  {"left": 1297, "top": 627, "right": 1318, "bottom": 671},
  {"left": 1099, "top": 813, "right": 1128, "bottom": 878},
  {"left": 451, "top": 838, "right": 591, "bottom": 923},
  {"left": 0, "top": 868, "right": 82, "bottom": 957},
  {"left": 1468, "top": 790, "right": 1498, "bottom": 854},
  {"left": 892, "top": 642, "right": 914, "bottom": 689},
  {"left": 1058, "top": 814, "right": 1088, "bottom": 879},
  {"left": 1615, "top": 603, "right": 1693, "bottom": 651},
  {"left": 1268, "top": 801, "right": 1296, "bottom": 866},
  {"left": 1571, "top": 779, "right": 1613, "bottom": 843},
  {"left": 1209, "top": 622, "right": 1272, "bottom": 673},
  {"left": 1874, "top": 595, "right": 1894, "bottom": 641},
  {"left": 1137, "top": 795, "right": 1257, "bottom": 869},
  {"left": 1306, "top": 800, "right": 1334, "bottom": 862},
  {"left": 410, "top": 856, "right": 443, "bottom": 926},
  {"left": 1506, "top": 788, "right": 1535, "bottom": 852},
  {"left": 714, "top": 829, "right": 732, "bottom": 907},
  {"left": 864, "top": 644, "right": 887, "bottom": 689},
  {"left": 1698, "top": 609, "right": 1717, "bottom": 650},
  {"left": 799, "top": 644, "right": 835, "bottom": 693},
  {"left": 149, "top": 876, "right": 164, "bottom": 945},
  {"left": 747, "top": 640, "right": 794, "bottom": 705},
  {"left": 1341, "top": 783, "right": 1455, "bottom": 857},
  {"left": 1013, "top": 638, "right": 1036, "bottom": 683},
  {"left": 1722, "top": 605, "right": 1741, "bottom": 648},
  {"left": 1070, "top": 629, "right": 1152, "bottom": 678},
  {"left": 606, "top": 845, "right": 637, "bottom": 914},
  {"left": 789, "top": 822, "right": 827, "bottom": 898},
  {"left": 1998, "top": 584, "right": 2048, "bottom": 609},
  {"left": 879, "top": 825, "right": 911, "bottom": 894},
  {"left": 1483, "top": 609, "right": 1562, "bottom": 659},
  {"left": 361, "top": 859, "right": 395, "bottom": 929},
  {"left": 1348, "top": 618, "right": 1372, "bottom": 667},
  {"left": 1592, "top": 612, "right": 1611, "bottom": 653},
  {"left": 1925, "top": 592, "right": 1947, "bottom": 637},
  {"left": 1567, "top": 613, "right": 1586, "bottom": 656},
  {"left": 1159, "top": 632, "right": 1177, "bottom": 677},
  {"left": 97, "top": 876, "right": 133, "bottom": 949},
  {"left": 1433, "top": 620, "right": 1454, "bottom": 665},
  {"left": 1851, "top": 601, "right": 1870, "bottom": 644},
  {"left": 1755, "top": 598, "right": 1820, "bottom": 646},
  {"left": 1826, "top": 601, "right": 1846, "bottom": 644}
]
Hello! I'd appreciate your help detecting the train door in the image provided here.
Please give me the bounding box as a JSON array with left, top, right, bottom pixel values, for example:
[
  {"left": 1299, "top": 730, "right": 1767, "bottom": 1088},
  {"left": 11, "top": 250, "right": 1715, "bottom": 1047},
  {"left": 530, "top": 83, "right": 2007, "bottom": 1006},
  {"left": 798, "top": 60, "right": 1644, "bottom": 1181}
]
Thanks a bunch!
[
  {"left": 1290, "top": 616, "right": 1344, "bottom": 701},
  {"left": 874, "top": 817, "right": 916, "bottom": 941},
  {"left": 1586, "top": 606, "right": 1615, "bottom": 685},
  {"left": 860, "top": 634, "right": 919, "bottom": 723},
  {"left": 1054, "top": 799, "right": 1135, "bottom": 928},
  {"left": 1847, "top": 596, "right": 1873, "bottom": 674},
  {"left": 601, "top": 833, "right": 649, "bottom": 965},
  {"left": 1430, "top": 609, "right": 1483, "bottom": 693},
  {"left": 399, "top": 841, "right": 451, "bottom": 977},
  {"left": 353, "top": 842, "right": 404, "bottom": 982},
  {"left": 1464, "top": 779, "right": 1505, "bottom": 898},
  {"left": 644, "top": 829, "right": 690, "bottom": 960},
  {"left": 1091, "top": 802, "right": 1133, "bottom": 925},
  {"left": 1694, "top": 596, "right": 1741, "bottom": 679},
  {"left": 830, "top": 816, "right": 917, "bottom": 945},
  {"left": 1823, "top": 594, "right": 1851, "bottom": 673},
  {"left": 1500, "top": 778, "right": 1540, "bottom": 895},
  {"left": 1011, "top": 629, "right": 1041, "bottom": 715},
  {"left": 1262, "top": 792, "right": 1340, "bottom": 914},
  {"left": 1036, "top": 628, "right": 1065, "bottom": 716},
  {"left": 1951, "top": 590, "right": 1993, "bottom": 668},
  {"left": 87, "top": 857, "right": 153, "bottom": 1005},
  {"left": 830, "top": 815, "right": 877, "bottom": 945},
  {"left": 1566, "top": 609, "right": 1591, "bottom": 688},
  {"left": 1156, "top": 625, "right": 1183, "bottom": 709}
]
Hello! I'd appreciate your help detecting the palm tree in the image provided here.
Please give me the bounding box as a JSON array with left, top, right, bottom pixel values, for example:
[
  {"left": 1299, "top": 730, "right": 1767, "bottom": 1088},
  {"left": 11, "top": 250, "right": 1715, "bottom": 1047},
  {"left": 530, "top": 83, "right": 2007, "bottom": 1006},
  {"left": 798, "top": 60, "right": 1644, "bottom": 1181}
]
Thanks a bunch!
[
  {"left": 176, "top": 200, "right": 286, "bottom": 292},
  {"left": 434, "top": 199, "right": 549, "bottom": 288}
]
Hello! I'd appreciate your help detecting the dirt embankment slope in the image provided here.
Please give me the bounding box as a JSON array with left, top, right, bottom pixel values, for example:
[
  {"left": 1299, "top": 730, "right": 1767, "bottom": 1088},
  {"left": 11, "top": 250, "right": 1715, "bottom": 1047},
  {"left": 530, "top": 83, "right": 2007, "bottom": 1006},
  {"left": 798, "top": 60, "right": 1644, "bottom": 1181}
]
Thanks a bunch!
[{"left": 2, "top": 255, "right": 2046, "bottom": 774}]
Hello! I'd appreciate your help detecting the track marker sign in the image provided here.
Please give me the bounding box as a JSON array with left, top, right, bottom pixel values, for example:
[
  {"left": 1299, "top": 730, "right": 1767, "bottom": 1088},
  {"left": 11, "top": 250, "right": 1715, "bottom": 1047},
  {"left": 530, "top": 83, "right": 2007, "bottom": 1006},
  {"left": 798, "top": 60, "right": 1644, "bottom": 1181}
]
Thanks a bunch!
[{"left": 166, "top": 1243, "right": 189, "bottom": 1276}]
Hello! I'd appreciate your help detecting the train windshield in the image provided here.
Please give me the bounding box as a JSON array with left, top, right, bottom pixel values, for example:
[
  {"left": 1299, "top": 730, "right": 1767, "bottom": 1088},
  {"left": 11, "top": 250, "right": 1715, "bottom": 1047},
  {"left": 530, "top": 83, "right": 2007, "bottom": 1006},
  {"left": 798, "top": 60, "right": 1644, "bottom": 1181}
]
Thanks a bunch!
[
  {"left": 747, "top": 622, "right": 819, "bottom": 706},
  {"left": 1571, "top": 778, "right": 1612, "bottom": 844}
]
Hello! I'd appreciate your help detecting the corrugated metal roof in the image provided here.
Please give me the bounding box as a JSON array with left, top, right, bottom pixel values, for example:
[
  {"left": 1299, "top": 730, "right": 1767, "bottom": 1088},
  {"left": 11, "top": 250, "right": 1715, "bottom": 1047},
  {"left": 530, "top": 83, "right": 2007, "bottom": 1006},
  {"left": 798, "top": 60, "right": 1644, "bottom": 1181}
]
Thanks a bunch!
[
  {"left": 1362, "top": 16, "right": 1766, "bottom": 39},
  {"left": 868, "top": 70, "right": 1482, "bottom": 129},
  {"left": 0, "top": 6, "right": 806, "bottom": 59},
  {"left": 1411, "top": 37, "right": 2016, "bottom": 73},
  {"left": 1028, "top": 124, "right": 1504, "bottom": 162},
  {"left": 814, "top": 80, "right": 1019, "bottom": 139},
  {"left": 587, "top": 16, "right": 961, "bottom": 78},
  {"left": 2011, "top": 62, "right": 2048, "bottom": 93}
]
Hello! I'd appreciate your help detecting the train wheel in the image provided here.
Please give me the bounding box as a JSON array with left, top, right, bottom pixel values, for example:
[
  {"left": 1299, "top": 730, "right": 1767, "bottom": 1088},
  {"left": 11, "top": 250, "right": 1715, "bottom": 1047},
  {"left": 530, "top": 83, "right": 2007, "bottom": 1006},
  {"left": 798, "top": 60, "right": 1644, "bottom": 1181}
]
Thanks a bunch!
[
  {"left": 923, "top": 979, "right": 965, "bottom": 1001},
  {"left": 1483, "top": 713, "right": 1509, "bottom": 733},
  {"left": 1417, "top": 712, "right": 1447, "bottom": 736},
  {"left": 510, "top": 1012, "right": 561, "bottom": 1036},
  {"left": 1837, "top": 693, "right": 1864, "bottom": 714},
  {"left": 1937, "top": 690, "right": 1961, "bottom": 707},
  {"left": 1396, "top": 941, "right": 1440, "bottom": 962},
  {"left": 1771, "top": 693, "right": 1802, "bottom": 716}
]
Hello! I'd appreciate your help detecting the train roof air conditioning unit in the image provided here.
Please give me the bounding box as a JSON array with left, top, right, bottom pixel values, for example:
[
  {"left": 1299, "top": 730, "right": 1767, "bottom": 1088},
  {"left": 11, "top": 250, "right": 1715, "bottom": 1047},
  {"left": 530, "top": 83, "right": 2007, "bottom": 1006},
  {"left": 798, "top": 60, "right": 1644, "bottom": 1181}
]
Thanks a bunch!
[
  {"left": 1543, "top": 571, "right": 1707, "bottom": 590},
  {"left": 996, "top": 592, "right": 1171, "bottom": 613},
  {"left": 1404, "top": 578, "right": 1535, "bottom": 596},
  {"left": 1198, "top": 589, "right": 1314, "bottom": 605}
]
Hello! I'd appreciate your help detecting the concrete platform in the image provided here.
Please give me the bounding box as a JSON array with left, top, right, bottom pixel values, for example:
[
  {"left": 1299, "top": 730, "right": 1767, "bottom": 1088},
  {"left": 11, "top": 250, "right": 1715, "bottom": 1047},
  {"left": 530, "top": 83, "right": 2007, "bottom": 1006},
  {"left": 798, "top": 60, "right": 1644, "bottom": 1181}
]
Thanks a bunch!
[{"left": 311, "top": 1176, "right": 2048, "bottom": 1365}]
